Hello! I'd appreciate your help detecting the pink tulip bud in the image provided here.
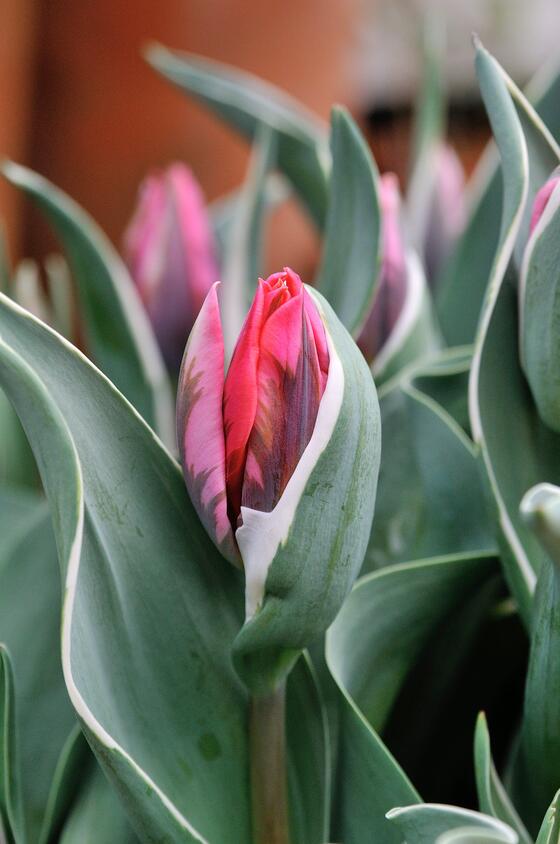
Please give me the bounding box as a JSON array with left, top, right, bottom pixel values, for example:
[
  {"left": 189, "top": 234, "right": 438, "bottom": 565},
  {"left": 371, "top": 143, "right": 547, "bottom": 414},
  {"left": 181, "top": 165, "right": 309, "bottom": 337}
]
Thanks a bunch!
[
  {"left": 424, "top": 144, "right": 466, "bottom": 283},
  {"left": 124, "top": 163, "right": 219, "bottom": 371},
  {"left": 529, "top": 169, "right": 560, "bottom": 235},
  {"left": 357, "top": 173, "right": 408, "bottom": 363},
  {"left": 176, "top": 268, "right": 329, "bottom": 565}
]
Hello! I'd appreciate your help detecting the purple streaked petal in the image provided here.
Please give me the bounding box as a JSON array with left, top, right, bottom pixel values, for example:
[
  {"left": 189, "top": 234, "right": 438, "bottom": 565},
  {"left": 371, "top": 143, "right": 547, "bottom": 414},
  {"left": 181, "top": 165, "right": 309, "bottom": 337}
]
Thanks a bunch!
[{"left": 176, "top": 282, "right": 238, "bottom": 564}]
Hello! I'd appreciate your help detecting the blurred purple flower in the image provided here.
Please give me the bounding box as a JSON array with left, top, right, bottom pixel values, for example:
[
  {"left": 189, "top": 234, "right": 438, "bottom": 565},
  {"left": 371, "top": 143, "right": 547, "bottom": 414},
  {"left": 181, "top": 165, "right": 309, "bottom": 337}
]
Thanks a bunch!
[
  {"left": 124, "top": 163, "right": 219, "bottom": 371},
  {"left": 423, "top": 143, "right": 466, "bottom": 284},
  {"left": 357, "top": 172, "right": 408, "bottom": 363}
]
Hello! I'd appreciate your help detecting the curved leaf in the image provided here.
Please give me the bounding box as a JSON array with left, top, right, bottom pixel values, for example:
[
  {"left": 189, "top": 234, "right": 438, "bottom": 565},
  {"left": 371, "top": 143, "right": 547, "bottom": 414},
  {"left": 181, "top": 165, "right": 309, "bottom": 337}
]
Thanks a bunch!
[
  {"left": 512, "top": 484, "right": 560, "bottom": 833},
  {"left": 38, "top": 727, "right": 90, "bottom": 844},
  {"left": 316, "top": 107, "right": 381, "bottom": 335},
  {"left": 437, "top": 829, "right": 519, "bottom": 844},
  {"left": 519, "top": 183, "right": 560, "bottom": 432},
  {"left": 437, "top": 56, "right": 560, "bottom": 345},
  {"left": 0, "top": 393, "right": 37, "bottom": 489},
  {"left": 328, "top": 553, "right": 497, "bottom": 735},
  {"left": 326, "top": 553, "right": 497, "bottom": 843},
  {"left": 387, "top": 804, "right": 518, "bottom": 844},
  {"left": 1, "top": 162, "right": 174, "bottom": 450},
  {"left": 145, "top": 45, "right": 328, "bottom": 229},
  {"left": 286, "top": 656, "right": 330, "bottom": 844},
  {"left": 0, "top": 488, "right": 76, "bottom": 842},
  {"left": 0, "top": 646, "right": 25, "bottom": 844},
  {"left": 0, "top": 293, "right": 328, "bottom": 844},
  {"left": 474, "top": 713, "right": 531, "bottom": 844},
  {"left": 59, "top": 764, "right": 137, "bottom": 844},
  {"left": 364, "top": 383, "right": 494, "bottom": 573},
  {"left": 535, "top": 789, "right": 560, "bottom": 844},
  {"left": 469, "top": 41, "right": 560, "bottom": 625},
  {"left": 410, "top": 346, "right": 472, "bottom": 434}
]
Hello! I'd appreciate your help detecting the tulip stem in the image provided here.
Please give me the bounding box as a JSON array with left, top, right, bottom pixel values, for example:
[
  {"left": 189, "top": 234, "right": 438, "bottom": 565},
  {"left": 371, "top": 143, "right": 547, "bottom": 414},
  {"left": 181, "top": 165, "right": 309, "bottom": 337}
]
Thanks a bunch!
[{"left": 250, "top": 682, "right": 291, "bottom": 844}]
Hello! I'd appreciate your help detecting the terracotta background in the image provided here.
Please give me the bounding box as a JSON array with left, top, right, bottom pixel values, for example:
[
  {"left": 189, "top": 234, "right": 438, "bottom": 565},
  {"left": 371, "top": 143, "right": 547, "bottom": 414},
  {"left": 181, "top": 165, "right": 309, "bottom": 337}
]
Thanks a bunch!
[{"left": 1, "top": 0, "right": 363, "bottom": 273}]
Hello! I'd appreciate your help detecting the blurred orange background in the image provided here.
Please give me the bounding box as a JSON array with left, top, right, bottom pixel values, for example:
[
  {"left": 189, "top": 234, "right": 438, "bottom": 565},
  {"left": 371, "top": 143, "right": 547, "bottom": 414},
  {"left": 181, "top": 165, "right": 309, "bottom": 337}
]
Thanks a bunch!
[
  {"left": 6, "top": 0, "right": 553, "bottom": 275},
  {"left": 1, "top": 0, "right": 363, "bottom": 274}
]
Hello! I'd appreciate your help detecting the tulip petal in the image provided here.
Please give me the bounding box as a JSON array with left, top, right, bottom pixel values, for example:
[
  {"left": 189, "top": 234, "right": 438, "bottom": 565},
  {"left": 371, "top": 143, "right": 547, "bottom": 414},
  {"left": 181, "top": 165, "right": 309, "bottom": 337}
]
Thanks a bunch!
[
  {"left": 125, "top": 164, "right": 219, "bottom": 372},
  {"left": 177, "top": 283, "right": 238, "bottom": 563},
  {"left": 168, "top": 164, "right": 219, "bottom": 308},
  {"left": 222, "top": 281, "right": 265, "bottom": 523},
  {"left": 236, "top": 302, "right": 344, "bottom": 619},
  {"left": 241, "top": 291, "right": 325, "bottom": 514}
]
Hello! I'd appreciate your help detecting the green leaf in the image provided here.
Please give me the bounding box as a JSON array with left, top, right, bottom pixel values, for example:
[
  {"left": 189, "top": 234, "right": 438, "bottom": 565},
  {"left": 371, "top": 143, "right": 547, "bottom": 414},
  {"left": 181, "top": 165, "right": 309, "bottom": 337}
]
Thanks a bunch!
[
  {"left": 519, "top": 184, "right": 560, "bottom": 432},
  {"left": 330, "top": 688, "right": 420, "bottom": 844},
  {"left": 472, "top": 277, "right": 560, "bottom": 626},
  {"left": 0, "top": 392, "right": 37, "bottom": 489},
  {"left": 220, "top": 126, "right": 277, "bottom": 356},
  {"left": 0, "top": 646, "right": 25, "bottom": 844},
  {"left": 407, "top": 19, "right": 446, "bottom": 260},
  {"left": 316, "top": 107, "right": 381, "bottom": 335},
  {"left": 410, "top": 345, "right": 472, "bottom": 434},
  {"left": 0, "top": 487, "right": 76, "bottom": 842},
  {"left": 38, "top": 727, "right": 90, "bottom": 844},
  {"left": 59, "top": 763, "right": 137, "bottom": 844},
  {"left": 326, "top": 552, "right": 497, "bottom": 843},
  {"left": 327, "top": 553, "right": 497, "bottom": 735},
  {"left": 364, "top": 383, "right": 494, "bottom": 573},
  {"left": 1, "top": 162, "right": 174, "bottom": 450},
  {"left": 0, "top": 293, "right": 328, "bottom": 844},
  {"left": 286, "top": 656, "right": 330, "bottom": 844},
  {"left": 437, "top": 829, "right": 519, "bottom": 844},
  {"left": 474, "top": 713, "right": 531, "bottom": 844},
  {"left": 535, "top": 789, "right": 560, "bottom": 844},
  {"left": 512, "top": 484, "right": 560, "bottom": 834},
  {"left": 232, "top": 288, "right": 381, "bottom": 694},
  {"left": 387, "top": 804, "right": 518, "bottom": 844},
  {"left": 145, "top": 44, "right": 329, "bottom": 229},
  {"left": 437, "top": 54, "right": 560, "bottom": 346},
  {"left": 470, "top": 41, "right": 560, "bottom": 625}
]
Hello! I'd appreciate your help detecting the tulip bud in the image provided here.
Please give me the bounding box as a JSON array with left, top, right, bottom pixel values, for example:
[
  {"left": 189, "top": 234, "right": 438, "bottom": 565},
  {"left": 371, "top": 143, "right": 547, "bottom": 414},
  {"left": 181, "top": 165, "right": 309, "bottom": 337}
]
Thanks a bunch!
[
  {"left": 177, "top": 268, "right": 381, "bottom": 692},
  {"left": 124, "top": 163, "right": 219, "bottom": 372},
  {"left": 423, "top": 143, "right": 466, "bottom": 284},
  {"left": 357, "top": 173, "right": 408, "bottom": 364},
  {"left": 520, "top": 168, "right": 560, "bottom": 433}
]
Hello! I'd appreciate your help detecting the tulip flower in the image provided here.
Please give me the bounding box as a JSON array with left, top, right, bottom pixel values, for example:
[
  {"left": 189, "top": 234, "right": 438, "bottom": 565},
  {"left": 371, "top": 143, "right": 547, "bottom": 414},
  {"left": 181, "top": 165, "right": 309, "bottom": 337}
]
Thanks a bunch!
[
  {"left": 520, "top": 168, "right": 560, "bottom": 433},
  {"left": 177, "top": 267, "right": 381, "bottom": 692},
  {"left": 357, "top": 173, "right": 408, "bottom": 364},
  {"left": 423, "top": 143, "right": 466, "bottom": 284},
  {"left": 124, "top": 163, "right": 219, "bottom": 371}
]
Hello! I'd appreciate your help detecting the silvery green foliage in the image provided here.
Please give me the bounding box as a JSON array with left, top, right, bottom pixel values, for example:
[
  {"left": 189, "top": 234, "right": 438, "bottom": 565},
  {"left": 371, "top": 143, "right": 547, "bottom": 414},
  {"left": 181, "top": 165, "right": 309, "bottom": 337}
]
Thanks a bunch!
[{"left": 2, "top": 27, "right": 560, "bottom": 844}]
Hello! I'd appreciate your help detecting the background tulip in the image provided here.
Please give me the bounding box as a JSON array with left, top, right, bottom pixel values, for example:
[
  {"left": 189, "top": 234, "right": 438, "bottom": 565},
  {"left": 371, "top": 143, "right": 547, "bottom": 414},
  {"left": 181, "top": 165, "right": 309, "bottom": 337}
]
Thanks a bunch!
[
  {"left": 124, "top": 162, "right": 219, "bottom": 372},
  {"left": 357, "top": 172, "right": 408, "bottom": 364},
  {"left": 423, "top": 143, "right": 466, "bottom": 285}
]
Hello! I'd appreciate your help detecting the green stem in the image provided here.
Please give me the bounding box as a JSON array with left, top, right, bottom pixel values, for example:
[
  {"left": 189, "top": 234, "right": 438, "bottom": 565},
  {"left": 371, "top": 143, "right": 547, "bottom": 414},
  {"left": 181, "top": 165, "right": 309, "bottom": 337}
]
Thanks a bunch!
[{"left": 250, "top": 682, "right": 290, "bottom": 844}]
